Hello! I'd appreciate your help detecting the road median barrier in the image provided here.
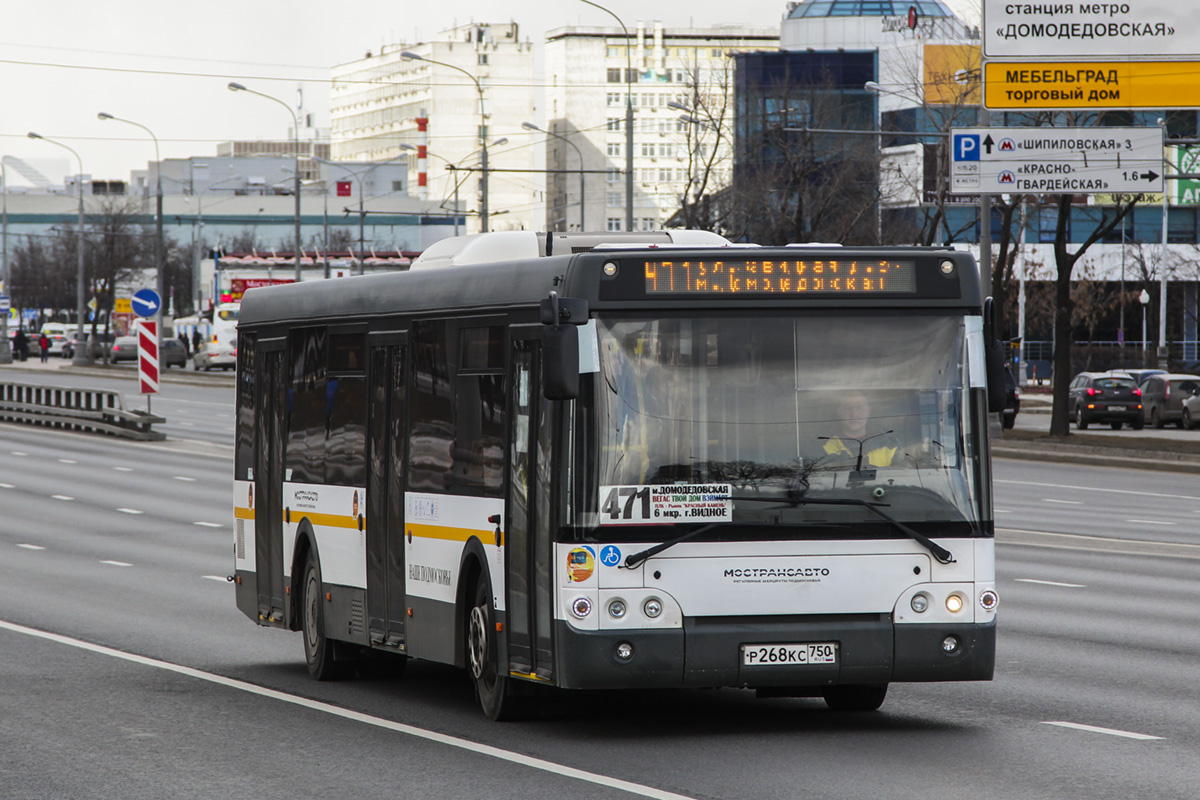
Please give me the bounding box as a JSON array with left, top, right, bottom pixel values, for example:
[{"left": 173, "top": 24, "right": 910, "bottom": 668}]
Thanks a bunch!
[
  {"left": 993, "top": 428, "right": 1200, "bottom": 474},
  {"left": 0, "top": 381, "right": 166, "bottom": 441}
]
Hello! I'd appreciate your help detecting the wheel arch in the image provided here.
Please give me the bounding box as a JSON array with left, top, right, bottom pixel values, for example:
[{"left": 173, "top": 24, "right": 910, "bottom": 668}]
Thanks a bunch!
[
  {"left": 454, "top": 537, "right": 491, "bottom": 670},
  {"left": 288, "top": 518, "right": 318, "bottom": 632}
]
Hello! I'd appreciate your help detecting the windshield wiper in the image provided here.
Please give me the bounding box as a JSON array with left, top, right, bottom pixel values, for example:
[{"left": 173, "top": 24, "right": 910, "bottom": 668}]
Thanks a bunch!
[
  {"left": 733, "top": 495, "right": 955, "bottom": 565},
  {"left": 621, "top": 522, "right": 724, "bottom": 570}
]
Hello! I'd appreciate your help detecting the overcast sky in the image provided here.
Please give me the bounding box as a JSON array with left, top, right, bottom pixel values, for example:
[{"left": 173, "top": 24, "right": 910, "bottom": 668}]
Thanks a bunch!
[{"left": 0, "top": 0, "right": 981, "bottom": 185}]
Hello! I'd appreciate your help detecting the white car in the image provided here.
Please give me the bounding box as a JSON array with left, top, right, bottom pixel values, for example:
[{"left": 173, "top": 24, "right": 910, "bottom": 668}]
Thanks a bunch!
[{"left": 193, "top": 340, "right": 237, "bottom": 371}]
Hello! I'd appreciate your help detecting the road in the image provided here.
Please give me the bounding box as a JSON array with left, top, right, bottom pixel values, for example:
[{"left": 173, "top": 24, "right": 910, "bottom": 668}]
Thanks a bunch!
[{"left": 1, "top": 406, "right": 1198, "bottom": 798}]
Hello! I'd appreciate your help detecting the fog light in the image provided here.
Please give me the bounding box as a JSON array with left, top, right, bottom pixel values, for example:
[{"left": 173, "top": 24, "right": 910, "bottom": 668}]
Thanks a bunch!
[
  {"left": 615, "top": 641, "right": 634, "bottom": 661},
  {"left": 945, "top": 594, "right": 965, "bottom": 614},
  {"left": 942, "top": 635, "right": 960, "bottom": 654},
  {"left": 979, "top": 589, "right": 999, "bottom": 612},
  {"left": 571, "top": 597, "right": 593, "bottom": 619},
  {"left": 910, "top": 593, "right": 930, "bottom": 613},
  {"left": 608, "top": 599, "right": 627, "bottom": 619},
  {"left": 643, "top": 598, "right": 663, "bottom": 618}
]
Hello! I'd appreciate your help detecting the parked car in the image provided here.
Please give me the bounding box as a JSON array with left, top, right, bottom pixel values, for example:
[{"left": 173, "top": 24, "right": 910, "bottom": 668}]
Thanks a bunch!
[
  {"left": 1138, "top": 373, "right": 1200, "bottom": 428},
  {"left": 39, "top": 322, "right": 70, "bottom": 357},
  {"left": 61, "top": 331, "right": 115, "bottom": 360},
  {"left": 110, "top": 335, "right": 188, "bottom": 368},
  {"left": 1001, "top": 367, "right": 1020, "bottom": 429},
  {"left": 1181, "top": 389, "right": 1200, "bottom": 429},
  {"left": 193, "top": 339, "right": 236, "bottom": 371},
  {"left": 1109, "top": 368, "right": 1166, "bottom": 386},
  {"left": 1067, "top": 371, "right": 1144, "bottom": 430}
]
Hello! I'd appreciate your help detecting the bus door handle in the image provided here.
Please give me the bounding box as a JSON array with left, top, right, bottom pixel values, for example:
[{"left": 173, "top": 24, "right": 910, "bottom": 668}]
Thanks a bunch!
[{"left": 488, "top": 514, "right": 502, "bottom": 547}]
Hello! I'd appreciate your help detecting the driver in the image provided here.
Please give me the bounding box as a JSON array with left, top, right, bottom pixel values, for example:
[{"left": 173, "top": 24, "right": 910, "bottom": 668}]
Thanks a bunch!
[{"left": 820, "top": 391, "right": 898, "bottom": 468}]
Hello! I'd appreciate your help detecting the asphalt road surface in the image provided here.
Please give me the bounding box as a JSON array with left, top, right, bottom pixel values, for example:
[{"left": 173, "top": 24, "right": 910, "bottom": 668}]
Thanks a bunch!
[{"left": 1, "top": 418, "right": 1197, "bottom": 799}]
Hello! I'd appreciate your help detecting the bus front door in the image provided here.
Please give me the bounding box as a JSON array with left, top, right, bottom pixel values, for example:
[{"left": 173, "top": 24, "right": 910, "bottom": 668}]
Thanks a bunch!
[
  {"left": 254, "top": 347, "right": 286, "bottom": 624},
  {"left": 506, "top": 339, "right": 554, "bottom": 681},
  {"left": 366, "top": 343, "right": 407, "bottom": 649}
]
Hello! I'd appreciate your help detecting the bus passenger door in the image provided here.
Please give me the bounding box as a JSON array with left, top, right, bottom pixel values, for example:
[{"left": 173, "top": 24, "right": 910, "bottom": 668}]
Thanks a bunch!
[
  {"left": 366, "top": 342, "right": 407, "bottom": 649},
  {"left": 506, "top": 338, "right": 554, "bottom": 681},
  {"left": 254, "top": 346, "right": 286, "bottom": 624}
]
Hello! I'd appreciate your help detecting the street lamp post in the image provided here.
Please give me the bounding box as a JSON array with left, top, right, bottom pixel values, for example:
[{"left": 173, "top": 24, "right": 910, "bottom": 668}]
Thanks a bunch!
[
  {"left": 28, "top": 132, "right": 90, "bottom": 365},
  {"left": 228, "top": 82, "right": 303, "bottom": 282},
  {"left": 400, "top": 51, "right": 491, "bottom": 233},
  {"left": 523, "top": 122, "right": 586, "bottom": 230},
  {"left": 578, "top": 0, "right": 634, "bottom": 231},
  {"left": 1, "top": 155, "right": 13, "bottom": 363},
  {"left": 315, "top": 156, "right": 407, "bottom": 275},
  {"left": 98, "top": 112, "right": 165, "bottom": 339},
  {"left": 1139, "top": 288, "right": 1150, "bottom": 355}
]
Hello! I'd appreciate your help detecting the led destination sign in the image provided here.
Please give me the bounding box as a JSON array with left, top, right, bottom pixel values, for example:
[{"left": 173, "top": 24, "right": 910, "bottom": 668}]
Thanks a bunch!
[{"left": 643, "top": 258, "right": 917, "bottom": 296}]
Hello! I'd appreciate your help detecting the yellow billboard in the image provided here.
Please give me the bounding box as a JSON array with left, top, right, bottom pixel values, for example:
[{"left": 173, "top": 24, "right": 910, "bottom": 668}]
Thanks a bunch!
[
  {"left": 924, "top": 44, "right": 981, "bottom": 106},
  {"left": 985, "top": 61, "right": 1200, "bottom": 110}
]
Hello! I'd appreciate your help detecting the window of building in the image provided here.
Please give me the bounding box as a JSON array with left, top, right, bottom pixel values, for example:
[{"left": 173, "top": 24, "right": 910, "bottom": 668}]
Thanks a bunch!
[
  {"left": 641, "top": 217, "right": 657, "bottom": 230},
  {"left": 607, "top": 117, "right": 621, "bottom": 131},
  {"left": 607, "top": 68, "right": 622, "bottom": 83},
  {"left": 607, "top": 92, "right": 622, "bottom": 107},
  {"left": 478, "top": 54, "right": 489, "bottom": 65},
  {"left": 606, "top": 192, "right": 622, "bottom": 207},
  {"left": 641, "top": 143, "right": 656, "bottom": 157},
  {"left": 607, "top": 217, "right": 622, "bottom": 231},
  {"left": 606, "top": 168, "right": 622, "bottom": 184},
  {"left": 607, "top": 142, "right": 622, "bottom": 157}
]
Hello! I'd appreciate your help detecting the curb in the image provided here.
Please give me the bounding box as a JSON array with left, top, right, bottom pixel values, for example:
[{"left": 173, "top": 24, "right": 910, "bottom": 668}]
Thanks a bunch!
[{"left": 991, "top": 440, "right": 1200, "bottom": 474}]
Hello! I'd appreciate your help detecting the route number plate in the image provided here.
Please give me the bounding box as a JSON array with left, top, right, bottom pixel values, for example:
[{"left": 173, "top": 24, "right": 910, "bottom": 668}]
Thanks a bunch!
[{"left": 742, "top": 642, "right": 837, "bottom": 666}]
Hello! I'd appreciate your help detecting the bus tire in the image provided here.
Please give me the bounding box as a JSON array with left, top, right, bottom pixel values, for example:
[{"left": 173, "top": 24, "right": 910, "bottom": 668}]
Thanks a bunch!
[
  {"left": 467, "top": 576, "right": 526, "bottom": 721},
  {"left": 302, "top": 549, "right": 350, "bottom": 681},
  {"left": 823, "top": 684, "right": 887, "bottom": 712}
]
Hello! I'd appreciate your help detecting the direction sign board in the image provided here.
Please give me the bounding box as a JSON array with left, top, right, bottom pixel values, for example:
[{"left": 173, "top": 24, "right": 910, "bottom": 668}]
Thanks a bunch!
[
  {"left": 984, "top": 1, "right": 1194, "bottom": 59},
  {"left": 949, "top": 127, "right": 1163, "bottom": 195},
  {"left": 131, "top": 288, "right": 161, "bottom": 319},
  {"left": 984, "top": 61, "right": 1200, "bottom": 110},
  {"left": 0, "top": 295, "right": 9, "bottom": 311}
]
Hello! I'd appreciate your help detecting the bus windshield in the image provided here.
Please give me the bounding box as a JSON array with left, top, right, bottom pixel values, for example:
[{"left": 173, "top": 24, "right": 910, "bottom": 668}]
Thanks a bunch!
[{"left": 573, "top": 313, "right": 984, "bottom": 537}]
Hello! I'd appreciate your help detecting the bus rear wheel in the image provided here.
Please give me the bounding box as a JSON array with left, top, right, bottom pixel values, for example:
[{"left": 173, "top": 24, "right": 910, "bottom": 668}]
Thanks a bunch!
[
  {"left": 303, "top": 549, "right": 350, "bottom": 681},
  {"left": 823, "top": 684, "right": 888, "bottom": 712},
  {"left": 467, "top": 576, "right": 528, "bottom": 720}
]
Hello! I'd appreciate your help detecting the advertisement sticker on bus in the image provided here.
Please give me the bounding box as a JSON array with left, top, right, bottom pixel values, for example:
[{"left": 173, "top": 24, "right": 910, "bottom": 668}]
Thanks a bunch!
[{"left": 599, "top": 484, "right": 733, "bottom": 525}]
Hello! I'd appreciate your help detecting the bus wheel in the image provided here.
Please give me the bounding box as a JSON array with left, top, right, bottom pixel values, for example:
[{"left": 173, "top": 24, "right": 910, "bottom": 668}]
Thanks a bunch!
[
  {"left": 823, "top": 684, "right": 887, "bottom": 712},
  {"left": 467, "top": 577, "right": 526, "bottom": 720},
  {"left": 303, "top": 549, "right": 349, "bottom": 681}
]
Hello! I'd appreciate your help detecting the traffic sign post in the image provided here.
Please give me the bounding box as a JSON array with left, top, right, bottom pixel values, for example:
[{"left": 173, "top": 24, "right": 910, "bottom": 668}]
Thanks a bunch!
[
  {"left": 138, "top": 320, "right": 160, "bottom": 405},
  {"left": 131, "top": 288, "right": 162, "bottom": 319},
  {"left": 950, "top": 126, "right": 1164, "bottom": 195}
]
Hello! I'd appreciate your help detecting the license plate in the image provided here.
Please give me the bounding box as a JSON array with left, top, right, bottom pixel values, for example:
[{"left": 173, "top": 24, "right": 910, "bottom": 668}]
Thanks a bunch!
[
  {"left": 742, "top": 642, "right": 837, "bottom": 666},
  {"left": 1109, "top": 404, "right": 1127, "bottom": 410}
]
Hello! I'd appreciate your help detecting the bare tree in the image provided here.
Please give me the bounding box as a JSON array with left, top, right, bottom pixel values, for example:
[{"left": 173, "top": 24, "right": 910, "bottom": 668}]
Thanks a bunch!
[{"left": 669, "top": 55, "right": 736, "bottom": 232}]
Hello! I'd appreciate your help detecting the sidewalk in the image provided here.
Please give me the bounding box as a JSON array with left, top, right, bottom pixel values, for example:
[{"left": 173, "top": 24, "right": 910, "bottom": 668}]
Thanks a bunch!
[{"left": 0, "top": 355, "right": 233, "bottom": 386}]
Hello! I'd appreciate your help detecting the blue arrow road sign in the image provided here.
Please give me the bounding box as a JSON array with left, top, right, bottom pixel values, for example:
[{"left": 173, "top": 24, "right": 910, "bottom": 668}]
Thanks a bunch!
[{"left": 131, "top": 288, "right": 162, "bottom": 318}]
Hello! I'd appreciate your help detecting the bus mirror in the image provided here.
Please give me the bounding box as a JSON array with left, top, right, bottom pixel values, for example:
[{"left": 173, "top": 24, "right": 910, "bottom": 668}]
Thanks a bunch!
[
  {"left": 539, "top": 294, "right": 589, "bottom": 325},
  {"left": 543, "top": 324, "right": 579, "bottom": 400},
  {"left": 983, "top": 298, "right": 1007, "bottom": 412}
]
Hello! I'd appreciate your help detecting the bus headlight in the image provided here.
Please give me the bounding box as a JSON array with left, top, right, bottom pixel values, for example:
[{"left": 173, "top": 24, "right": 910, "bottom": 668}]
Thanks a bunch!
[
  {"left": 910, "top": 593, "right": 930, "bottom": 613},
  {"left": 571, "top": 597, "right": 593, "bottom": 619},
  {"left": 945, "top": 594, "right": 965, "bottom": 614},
  {"left": 608, "top": 599, "right": 627, "bottom": 619},
  {"left": 643, "top": 598, "right": 663, "bottom": 618},
  {"left": 979, "top": 589, "right": 999, "bottom": 612}
]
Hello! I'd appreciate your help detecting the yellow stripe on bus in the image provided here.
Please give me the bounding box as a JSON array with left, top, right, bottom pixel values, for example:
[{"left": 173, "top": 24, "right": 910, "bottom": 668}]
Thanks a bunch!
[
  {"left": 408, "top": 522, "right": 503, "bottom": 547},
  {"left": 293, "top": 511, "right": 360, "bottom": 530}
]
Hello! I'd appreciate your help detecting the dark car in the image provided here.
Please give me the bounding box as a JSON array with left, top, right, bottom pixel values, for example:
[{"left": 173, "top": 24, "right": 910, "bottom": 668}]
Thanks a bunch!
[
  {"left": 1139, "top": 373, "right": 1200, "bottom": 428},
  {"left": 1001, "top": 367, "right": 1020, "bottom": 429},
  {"left": 61, "top": 331, "right": 115, "bottom": 360},
  {"left": 1068, "top": 371, "right": 1144, "bottom": 430},
  {"left": 110, "top": 335, "right": 188, "bottom": 368},
  {"left": 1112, "top": 368, "right": 1167, "bottom": 386}
]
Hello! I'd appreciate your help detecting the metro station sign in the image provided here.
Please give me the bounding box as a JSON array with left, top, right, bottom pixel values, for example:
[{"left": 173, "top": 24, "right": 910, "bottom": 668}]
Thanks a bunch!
[{"left": 983, "top": 1, "right": 1193, "bottom": 59}]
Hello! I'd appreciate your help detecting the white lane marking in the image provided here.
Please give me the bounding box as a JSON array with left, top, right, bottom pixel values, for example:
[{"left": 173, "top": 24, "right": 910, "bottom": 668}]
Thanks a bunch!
[
  {"left": 0, "top": 619, "right": 698, "bottom": 800},
  {"left": 113, "top": 467, "right": 134, "bottom": 473},
  {"left": 1125, "top": 519, "right": 1176, "bottom": 526},
  {"left": 202, "top": 575, "right": 227, "bottom": 582},
  {"left": 116, "top": 508, "right": 144, "bottom": 515},
  {"left": 100, "top": 560, "right": 133, "bottom": 567},
  {"left": 998, "top": 478, "right": 1196, "bottom": 502},
  {"left": 193, "top": 522, "right": 223, "bottom": 528},
  {"left": 1042, "top": 721, "right": 1163, "bottom": 741},
  {"left": 1015, "top": 578, "right": 1085, "bottom": 588},
  {"left": 173, "top": 476, "right": 197, "bottom": 482},
  {"left": 0, "top": 483, "right": 14, "bottom": 489},
  {"left": 11, "top": 451, "right": 28, "bottom": 457},
  {"left": 1042, "top": 498, "right": 1082, "bottom": 505},
  {"left": 51, "top": 495, "right": 74, "bottom": 501},
  {"left": 997, "top": 528, "right": 1200, "bottom": 560},
  {"left": 17, "top": 544, "right": 46, "bottom": 551},
  {"left": 58, "top": 459, "right": 78, "bottom": 464},
  {"left": 995, "top": 509, "right": 1011, "bottom": 514}
]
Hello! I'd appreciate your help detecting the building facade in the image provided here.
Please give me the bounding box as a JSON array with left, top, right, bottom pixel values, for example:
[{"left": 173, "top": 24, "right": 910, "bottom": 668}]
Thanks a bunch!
[{"left": 331, "top": 23, "right": 537, "bottom": 233}]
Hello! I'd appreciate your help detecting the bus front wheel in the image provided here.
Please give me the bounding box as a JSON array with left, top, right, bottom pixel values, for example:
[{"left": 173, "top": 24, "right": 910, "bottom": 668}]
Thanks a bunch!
[
  {"left": 823, "top": 684, "right": 888, "bottom": 712},
  {"left": 467, "top": 576, "right": 527, "bottom": 720},
  {"left": 303, "top": 549, "right": 350, "bottom": 681}
]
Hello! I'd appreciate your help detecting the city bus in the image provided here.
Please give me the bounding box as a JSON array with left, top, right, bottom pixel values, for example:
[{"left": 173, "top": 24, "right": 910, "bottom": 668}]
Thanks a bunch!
[{"left": 232, "top": 230, "right": 1007, "bottom": 719}]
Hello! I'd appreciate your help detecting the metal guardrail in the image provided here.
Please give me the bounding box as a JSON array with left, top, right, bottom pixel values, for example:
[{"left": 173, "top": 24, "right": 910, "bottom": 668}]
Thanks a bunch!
[{"left": 0, "top": 382, "right": 166, "bottom": 441}]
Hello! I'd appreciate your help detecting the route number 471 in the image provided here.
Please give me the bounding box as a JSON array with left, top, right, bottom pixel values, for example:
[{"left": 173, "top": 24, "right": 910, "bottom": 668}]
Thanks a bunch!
[{"left": 602, "top": 486, "right": 651, "bottom": 521}]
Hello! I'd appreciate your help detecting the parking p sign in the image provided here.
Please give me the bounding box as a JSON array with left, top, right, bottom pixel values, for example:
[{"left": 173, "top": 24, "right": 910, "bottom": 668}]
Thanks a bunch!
[{"left": 954, "top": 134, "right": 980, "bottom": 162}]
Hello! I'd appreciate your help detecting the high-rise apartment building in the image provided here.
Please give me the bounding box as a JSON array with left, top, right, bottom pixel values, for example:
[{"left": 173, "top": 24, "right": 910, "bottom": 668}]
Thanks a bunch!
[
  {"left": 331, "top": 23, "right": 537, "bottom": 233},
  {"left": 544, "top": 22, "right": 777, "bottom": 232}
]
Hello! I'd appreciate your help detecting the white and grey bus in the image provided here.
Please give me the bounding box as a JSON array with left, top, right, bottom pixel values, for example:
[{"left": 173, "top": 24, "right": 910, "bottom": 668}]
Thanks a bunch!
[{"left": 233, "top": 230, "right": 1006, "bottom": 719}]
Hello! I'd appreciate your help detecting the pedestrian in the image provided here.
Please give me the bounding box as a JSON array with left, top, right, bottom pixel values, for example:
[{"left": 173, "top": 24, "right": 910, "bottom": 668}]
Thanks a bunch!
[
  {"left": 192, "top": 328, "right": 202, "bottom": 354},
  {"left": 38, "top": 332, "right": 50, "bottom": 363},
  {"left": 13, "top": 328, "right": 28, "bottom": 362},
  {"left": 178, "top": 331, "right": 189, "bottom": 357}
]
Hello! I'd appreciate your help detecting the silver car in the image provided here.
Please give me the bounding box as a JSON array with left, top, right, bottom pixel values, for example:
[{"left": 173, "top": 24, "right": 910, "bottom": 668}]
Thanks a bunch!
[{"left": 193, "top": 340, "right": 236, "bottom": 371}]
